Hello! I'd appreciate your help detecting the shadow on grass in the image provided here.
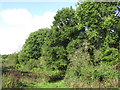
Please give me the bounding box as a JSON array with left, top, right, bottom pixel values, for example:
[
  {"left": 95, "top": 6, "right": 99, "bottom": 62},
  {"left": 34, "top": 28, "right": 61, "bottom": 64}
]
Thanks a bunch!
[
  {"left": 2, "top": 66, "right": 33, "bottom": 75},
  {"left": 48, "top": 75, "right": 64, "bottom": 83},
  {"left": 2, "top": 66, "right": 16, "bottom": 74}
]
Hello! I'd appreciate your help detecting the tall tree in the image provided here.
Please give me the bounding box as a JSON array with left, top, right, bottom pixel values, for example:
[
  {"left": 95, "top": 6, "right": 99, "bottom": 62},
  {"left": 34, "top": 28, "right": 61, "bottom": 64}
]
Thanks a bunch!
[
  {"left": 52, "top": 7, "right": 86, "bottom": 48},
  {"left": 18, "top": 28, "right": 49, "bottom": 65},
  {"left": 76, "top": 2, "right": 120, "bottom": 48},
  {"left": 76, "top": 2, "right": 120, "bottom": 65},
  {"left": 41, "top": 7, "right": 83, "bottom": 75}
]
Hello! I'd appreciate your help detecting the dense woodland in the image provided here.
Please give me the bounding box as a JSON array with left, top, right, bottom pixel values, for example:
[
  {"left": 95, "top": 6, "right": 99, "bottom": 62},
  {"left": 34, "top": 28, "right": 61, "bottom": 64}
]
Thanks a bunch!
[{"left": 1, "top": 1, "right": 120, "bottom": 88}]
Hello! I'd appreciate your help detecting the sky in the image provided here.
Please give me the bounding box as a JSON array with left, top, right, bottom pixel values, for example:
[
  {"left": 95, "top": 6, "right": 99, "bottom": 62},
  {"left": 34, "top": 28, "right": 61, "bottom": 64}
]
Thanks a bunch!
[{"left": 0, "top": 1, "right": 77, "bottom": 55}]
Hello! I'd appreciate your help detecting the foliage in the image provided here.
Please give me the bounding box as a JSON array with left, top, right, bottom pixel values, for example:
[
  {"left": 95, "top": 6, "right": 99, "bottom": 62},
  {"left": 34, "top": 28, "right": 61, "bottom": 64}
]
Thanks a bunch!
[
  {"left": 65, "top": 46, "right": 118, "bottom": 83},
  {"left": 13, "top": 2, "right": 119, "bottom": 88},
  {"left": 1, "top": 54, "right": 8, "bottom": 59},
  {"left": 17, "top": 28, "right": 49, "bottom": 65},
  {"left": 2, "top": 73, "right": 24, "bottom": 88},
  {"left": 38, "top": 7, "right": 83, "bottom": 77},
  {"left": 14, "top": 53, "right": 19, "bottom": 65},
  {"left": 76, "top": 2, "right": 120, "bottom": 48},
  {"left": 52, "top": 7, "right": 85, "bottom": 47},
  {"left": 2, "top": 54, "right": 17, "bottom": 67},
  {"left": 23, "top": 59, "right": 38, "bottom": 71},
  {"left": 41, "top": 44, "right": 68, "bottom": 77},
  {"left": 100, "top": 46, "right": 118, "bottom": 65},
  {"left": 53, "top": 6, "right": 78, "bottom": 29}
]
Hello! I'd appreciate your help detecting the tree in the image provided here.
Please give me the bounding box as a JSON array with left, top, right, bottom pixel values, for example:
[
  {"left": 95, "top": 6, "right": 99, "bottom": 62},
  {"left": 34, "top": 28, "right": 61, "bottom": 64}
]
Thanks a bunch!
[
  {"left": 76, "top": 2, "right": 120, "bottom": 65},
  {"left": 18, "top": 28, "right": 49, "bottom": 65},
  {"left": 40, "top": 7, "right": 82, "bottom": 76},
  {"left": 76, "top": 2, "right": 120, "bottom": 48},
  {"left": 52, "top": 7, "right": 86, "bottom": 48},
  {"left": 1, "top": 54, "right": 8, "bottom": 59}
]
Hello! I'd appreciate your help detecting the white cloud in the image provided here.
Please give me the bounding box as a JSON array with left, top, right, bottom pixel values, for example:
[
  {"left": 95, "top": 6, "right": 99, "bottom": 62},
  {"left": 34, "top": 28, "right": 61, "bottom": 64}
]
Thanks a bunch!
[
  {"left": 0, "top": 9, "right": 56, "bottom": 55},
  {"left": 0, "top": 27, "right": 27, "bottom": 54},
  {"left": 29, "top": 11, "right": 56, "bottom": 31},
  {"left": 1, "top": 9, "right": 33, "bottom": 26}
]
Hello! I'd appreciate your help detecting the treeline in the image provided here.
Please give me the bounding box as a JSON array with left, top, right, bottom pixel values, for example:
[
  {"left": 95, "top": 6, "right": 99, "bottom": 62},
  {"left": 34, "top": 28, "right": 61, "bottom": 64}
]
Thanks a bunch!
[{"left": 4, "top": 2, "right": 120, "bottom": 83}]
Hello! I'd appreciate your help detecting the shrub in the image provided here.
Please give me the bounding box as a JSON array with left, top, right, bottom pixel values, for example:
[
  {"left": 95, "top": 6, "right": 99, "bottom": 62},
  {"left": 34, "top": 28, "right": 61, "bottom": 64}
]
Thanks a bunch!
[
  {"left": 41, "top": 45, "right": 68, "bottom": 78},
  {"left": 2, "top": 73, "right": 25, "bottom": 88},
  {"left": 100, "top": 46, "right": 118, "bottom": 65},
  {"left": 1, "top": 55, "right": 8, "bottom": 59},
  {"left": 65, "top": 40, "right": 118, "bottom": 84}
]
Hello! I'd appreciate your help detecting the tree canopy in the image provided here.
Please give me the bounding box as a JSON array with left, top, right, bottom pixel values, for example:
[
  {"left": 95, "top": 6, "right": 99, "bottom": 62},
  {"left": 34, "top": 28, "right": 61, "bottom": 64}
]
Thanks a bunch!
[{"left": 16, "top": 1, "right": 119, "bottom": 81}]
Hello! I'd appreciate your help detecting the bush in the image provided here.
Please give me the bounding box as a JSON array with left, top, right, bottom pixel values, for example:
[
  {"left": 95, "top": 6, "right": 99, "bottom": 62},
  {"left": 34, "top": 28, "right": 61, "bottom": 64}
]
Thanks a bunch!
[
  {"left": 41, "top": 45, "right": 68, "bottom": 77},
  {"left": 1, "top": 55, "right": 8, "bottom": 59},
  {"left": 100, "top": 46, "right": 118, "bottom": 65},
  {"left": 2, "top": 53, "right": 18, "bottom": 67},
  {"left": 2, "top": 73, "right": 25, "bottom": 88},
  {"left": 65, "top": 40, "right": 118, "bottom": 83}
]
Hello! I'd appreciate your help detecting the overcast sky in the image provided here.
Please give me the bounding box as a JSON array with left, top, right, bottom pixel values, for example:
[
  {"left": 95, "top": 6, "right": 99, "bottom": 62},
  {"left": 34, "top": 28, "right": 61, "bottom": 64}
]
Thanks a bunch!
[{"left": 0, "top": 1, "right": 77, "bottom": 55}]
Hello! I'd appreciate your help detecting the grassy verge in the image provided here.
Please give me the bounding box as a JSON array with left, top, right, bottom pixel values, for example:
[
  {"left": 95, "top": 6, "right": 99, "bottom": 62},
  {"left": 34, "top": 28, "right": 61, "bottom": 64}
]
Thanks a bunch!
[{"left": 30, "top": 80, "right": 67, "bottom": 88}]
